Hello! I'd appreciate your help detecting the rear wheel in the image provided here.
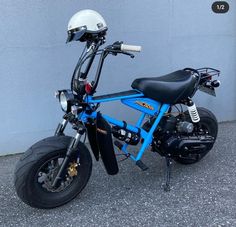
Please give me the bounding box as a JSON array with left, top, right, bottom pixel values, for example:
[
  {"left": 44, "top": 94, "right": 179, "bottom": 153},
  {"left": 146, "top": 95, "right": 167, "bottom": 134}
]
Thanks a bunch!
[
  {"left": 173, "top": 107, "right": 218, "bottom": 164},
  {"left": 14, "top": 136, "right": 92, "bottom": 209}
]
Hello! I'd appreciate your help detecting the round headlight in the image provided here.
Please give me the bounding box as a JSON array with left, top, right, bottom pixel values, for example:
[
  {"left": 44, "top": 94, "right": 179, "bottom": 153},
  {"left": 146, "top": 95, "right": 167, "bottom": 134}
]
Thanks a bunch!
[
  {"left": 59, "top": 92, "right": 68, "bottom": 112},
  {"left": 57, "top": 90, "right": 75, "bottom": 113}
]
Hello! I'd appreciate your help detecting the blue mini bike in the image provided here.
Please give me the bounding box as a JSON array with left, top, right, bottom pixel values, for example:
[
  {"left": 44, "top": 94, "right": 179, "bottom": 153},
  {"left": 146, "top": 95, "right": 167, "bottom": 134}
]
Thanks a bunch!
[{"left": 14, "top": 10, "right": 221, "bottom": 209}]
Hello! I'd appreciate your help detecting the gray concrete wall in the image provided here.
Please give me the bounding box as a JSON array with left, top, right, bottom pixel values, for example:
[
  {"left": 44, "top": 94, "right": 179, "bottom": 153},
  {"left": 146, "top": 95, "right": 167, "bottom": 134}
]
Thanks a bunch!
[{"left": 0, "top": 0, "right": 235, "bottom": 155}]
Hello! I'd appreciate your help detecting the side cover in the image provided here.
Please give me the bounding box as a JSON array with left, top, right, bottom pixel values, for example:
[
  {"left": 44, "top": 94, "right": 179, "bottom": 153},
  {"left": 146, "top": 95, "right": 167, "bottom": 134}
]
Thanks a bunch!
[{"left": 121, "top": 97, "right": 161, "bottom": 116}]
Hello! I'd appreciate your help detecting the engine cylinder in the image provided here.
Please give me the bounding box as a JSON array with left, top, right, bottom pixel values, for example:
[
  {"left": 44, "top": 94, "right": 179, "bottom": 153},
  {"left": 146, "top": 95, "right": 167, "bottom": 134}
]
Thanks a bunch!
[{"left": 177, "top": 121, "right": 194, "bottom": 134}]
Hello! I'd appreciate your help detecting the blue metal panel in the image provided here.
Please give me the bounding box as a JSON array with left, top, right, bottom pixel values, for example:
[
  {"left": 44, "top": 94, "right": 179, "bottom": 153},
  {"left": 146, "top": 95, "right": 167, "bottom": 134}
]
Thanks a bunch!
[
  {"left": 135, "top": 104, "right": 170, "bottom": 161},
  {"left": 121, "top": 97, "right": 161, "bottom": 116},
  {"left": 87, "top": 92, "right": 144, "bottom": 103},
  {"left": 79, "top": 104, "right": 170, "bottom": 162}
]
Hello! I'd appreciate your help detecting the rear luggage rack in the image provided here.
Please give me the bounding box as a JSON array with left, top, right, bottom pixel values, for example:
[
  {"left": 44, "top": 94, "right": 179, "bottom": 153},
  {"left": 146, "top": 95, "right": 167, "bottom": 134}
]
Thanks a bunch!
[
  {"left": 184, "top": 67, "right": 220, "bottom": 79},
  {"left": 196, "top": 67, "right": 220, "bottom": 80},
  {"left": 184, "top": 67, "right": 221, "bottom": 97}
]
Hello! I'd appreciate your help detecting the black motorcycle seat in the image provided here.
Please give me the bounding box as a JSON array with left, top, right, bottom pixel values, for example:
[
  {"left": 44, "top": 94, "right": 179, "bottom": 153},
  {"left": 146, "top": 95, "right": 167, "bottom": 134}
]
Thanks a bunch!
[{"left": 131, "top": 70, "right": 197, "bottom": 104}]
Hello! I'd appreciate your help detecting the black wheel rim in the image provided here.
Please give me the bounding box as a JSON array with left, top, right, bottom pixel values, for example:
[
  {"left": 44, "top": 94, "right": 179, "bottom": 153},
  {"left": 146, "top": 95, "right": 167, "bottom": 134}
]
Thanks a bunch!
[{"left": 36, "top": 154, "right": 79, "bottom": 193}]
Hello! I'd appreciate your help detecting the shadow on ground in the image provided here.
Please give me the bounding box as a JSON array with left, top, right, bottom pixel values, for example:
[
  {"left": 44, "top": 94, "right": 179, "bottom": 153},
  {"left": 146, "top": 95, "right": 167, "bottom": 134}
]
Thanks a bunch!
[{"left": 0, "top": 122, "right": 235, "bottom": 226}]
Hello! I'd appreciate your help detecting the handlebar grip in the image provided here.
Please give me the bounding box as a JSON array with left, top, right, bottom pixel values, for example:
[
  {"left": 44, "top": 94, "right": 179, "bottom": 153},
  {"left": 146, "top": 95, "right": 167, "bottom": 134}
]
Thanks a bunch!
[{"left": 120, "top": 44, "right": 142, "bottom": 52}]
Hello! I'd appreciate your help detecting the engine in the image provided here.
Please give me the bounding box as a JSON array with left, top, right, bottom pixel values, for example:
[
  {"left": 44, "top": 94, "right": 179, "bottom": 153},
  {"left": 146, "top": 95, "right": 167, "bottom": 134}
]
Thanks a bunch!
[
  {"left": 148, "top": 115, "right": 214, "bottom": 157},
  {"left": 162, "top": 135, "right": 215, "bottom": 156}
]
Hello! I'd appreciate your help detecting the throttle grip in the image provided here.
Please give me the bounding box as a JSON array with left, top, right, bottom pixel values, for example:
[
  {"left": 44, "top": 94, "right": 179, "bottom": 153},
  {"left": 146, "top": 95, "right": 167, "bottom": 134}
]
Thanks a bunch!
[{"left": 120, "top": 44, "right": 142, "bottom": 52}]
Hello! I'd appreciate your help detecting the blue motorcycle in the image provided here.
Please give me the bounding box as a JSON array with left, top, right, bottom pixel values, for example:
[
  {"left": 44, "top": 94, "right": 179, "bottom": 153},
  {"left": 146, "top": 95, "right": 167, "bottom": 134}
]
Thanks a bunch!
[{"left": 14, "top": 10, "right": 221, "bottom": 209}]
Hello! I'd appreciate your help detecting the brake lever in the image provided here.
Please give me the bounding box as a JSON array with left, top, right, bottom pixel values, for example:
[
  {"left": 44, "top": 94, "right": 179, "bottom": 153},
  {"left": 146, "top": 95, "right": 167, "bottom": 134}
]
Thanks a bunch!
[
  {"left": 105, "top": 47, "right": 118, "bottom": 56},
  {"left": 106, "top": 49, "right": 134, "bottom": 58},
  {"left": 122, "top": 51, "right": 135, "bottom": 58}
]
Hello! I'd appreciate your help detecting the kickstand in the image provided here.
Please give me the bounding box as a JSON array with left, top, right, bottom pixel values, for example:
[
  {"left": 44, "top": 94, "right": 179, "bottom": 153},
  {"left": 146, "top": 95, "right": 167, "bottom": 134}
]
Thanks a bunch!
[{"left": 163, "top": 155, "right": 172, "bottom": 192}]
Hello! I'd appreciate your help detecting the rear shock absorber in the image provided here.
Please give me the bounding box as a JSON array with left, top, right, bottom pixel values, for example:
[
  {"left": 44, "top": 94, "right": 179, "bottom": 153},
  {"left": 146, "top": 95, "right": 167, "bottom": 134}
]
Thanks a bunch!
[{"left": 187, "top": 99, "right": 200, "bottom": 123}]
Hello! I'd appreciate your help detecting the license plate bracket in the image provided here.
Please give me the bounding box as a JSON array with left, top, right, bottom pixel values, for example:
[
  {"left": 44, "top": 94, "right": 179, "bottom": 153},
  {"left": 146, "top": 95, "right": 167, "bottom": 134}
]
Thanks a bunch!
[{"left": 199, "top": 84, "right": 216, "bottom": 97}]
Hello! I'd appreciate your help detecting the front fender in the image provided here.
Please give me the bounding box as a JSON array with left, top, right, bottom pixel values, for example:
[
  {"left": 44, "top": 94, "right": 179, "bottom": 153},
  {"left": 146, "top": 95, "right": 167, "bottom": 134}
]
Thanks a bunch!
[{"left": 85, "top": 118, "right": 100, "bottom": 161}]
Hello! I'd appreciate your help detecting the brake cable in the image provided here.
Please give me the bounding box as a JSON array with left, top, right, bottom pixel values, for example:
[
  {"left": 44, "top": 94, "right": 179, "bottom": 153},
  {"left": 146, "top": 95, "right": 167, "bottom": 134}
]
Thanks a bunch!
[
  {"left": 76, "top": 50, "right": 104, "bottom": 79},
  {"left": 71, "top": 45, "right": 87, "bottom": 90}
]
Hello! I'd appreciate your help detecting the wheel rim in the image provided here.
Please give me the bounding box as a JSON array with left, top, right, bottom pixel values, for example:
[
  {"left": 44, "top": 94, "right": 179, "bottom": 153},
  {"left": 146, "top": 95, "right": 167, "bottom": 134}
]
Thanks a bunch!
[{"left": 36, "top": 155, "right": 79, "bottom": 193}]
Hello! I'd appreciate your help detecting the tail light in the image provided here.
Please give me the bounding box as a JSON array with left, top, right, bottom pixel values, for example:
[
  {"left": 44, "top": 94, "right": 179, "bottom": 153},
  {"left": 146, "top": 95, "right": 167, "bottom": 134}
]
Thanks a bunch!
[{"left": 211, "top": 80, "right": 221, "bottom": 88}]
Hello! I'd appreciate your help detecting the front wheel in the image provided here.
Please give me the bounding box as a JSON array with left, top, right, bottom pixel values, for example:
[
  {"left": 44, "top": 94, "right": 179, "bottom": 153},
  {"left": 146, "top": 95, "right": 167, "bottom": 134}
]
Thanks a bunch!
[
  {"left": 14, "top": 136, "right": 92, "bottom": 209},
  {"left": 174, "top": 107, "right": 218, "bottom": 165}
]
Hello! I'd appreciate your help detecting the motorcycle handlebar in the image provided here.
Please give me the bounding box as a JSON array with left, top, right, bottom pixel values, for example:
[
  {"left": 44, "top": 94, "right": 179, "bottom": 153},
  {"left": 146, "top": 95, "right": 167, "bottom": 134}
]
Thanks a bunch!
[{"left": 120, "top": 44, "right": 142, "bottom": 52}]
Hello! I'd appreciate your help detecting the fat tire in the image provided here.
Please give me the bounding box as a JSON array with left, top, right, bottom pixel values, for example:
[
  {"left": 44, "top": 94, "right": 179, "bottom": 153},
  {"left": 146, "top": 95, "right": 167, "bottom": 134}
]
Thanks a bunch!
[
  {"left": 174, "top": 107, "right": 218, "bottom": 165},
  {"left": 14, "top": 136, "right": 92, "bottom": 209}
]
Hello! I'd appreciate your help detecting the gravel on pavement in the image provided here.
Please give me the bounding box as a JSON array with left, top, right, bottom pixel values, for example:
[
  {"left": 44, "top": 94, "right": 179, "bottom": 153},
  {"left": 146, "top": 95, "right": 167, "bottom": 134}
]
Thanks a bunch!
[{"left": 0, "top": 122, "right": 235, "bottom": 227}]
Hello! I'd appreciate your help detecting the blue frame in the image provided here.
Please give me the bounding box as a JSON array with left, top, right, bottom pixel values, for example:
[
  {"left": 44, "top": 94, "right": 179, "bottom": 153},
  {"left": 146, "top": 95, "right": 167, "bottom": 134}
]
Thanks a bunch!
[{"left": 79, "top": 92, "right": 170, "bottom": 163}]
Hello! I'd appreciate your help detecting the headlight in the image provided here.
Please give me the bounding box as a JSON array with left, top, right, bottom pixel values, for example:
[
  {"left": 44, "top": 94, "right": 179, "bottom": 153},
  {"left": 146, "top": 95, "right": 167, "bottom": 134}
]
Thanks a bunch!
[
  {"left": 58, "top": 90, "right": 75, "bottom": 113},
  {"left": 59, "top": 92, "right": 68, "bottom": 112}
]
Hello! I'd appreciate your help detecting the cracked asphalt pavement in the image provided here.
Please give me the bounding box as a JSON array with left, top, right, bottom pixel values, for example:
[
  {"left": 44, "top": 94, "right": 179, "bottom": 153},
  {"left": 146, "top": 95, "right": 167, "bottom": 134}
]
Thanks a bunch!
[{"left": 0, "top": 122, "right": 236, "bottom": 226}]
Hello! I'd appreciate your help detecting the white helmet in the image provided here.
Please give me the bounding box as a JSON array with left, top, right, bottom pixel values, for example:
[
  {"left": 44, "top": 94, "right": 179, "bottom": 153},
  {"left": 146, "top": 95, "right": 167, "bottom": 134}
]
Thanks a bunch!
[{"left": 67, "top": 9, "right": 107, "bottom": 43}]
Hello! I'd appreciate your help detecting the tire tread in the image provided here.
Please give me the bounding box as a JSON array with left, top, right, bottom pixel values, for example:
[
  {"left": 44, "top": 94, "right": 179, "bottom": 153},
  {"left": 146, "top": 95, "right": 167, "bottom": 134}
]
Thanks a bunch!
[{"left": 14, "top": 136, "right": 92, "bottom": 208}]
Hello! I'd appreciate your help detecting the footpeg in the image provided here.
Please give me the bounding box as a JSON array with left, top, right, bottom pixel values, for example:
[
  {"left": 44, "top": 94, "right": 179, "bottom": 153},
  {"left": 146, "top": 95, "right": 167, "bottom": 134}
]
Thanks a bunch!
[{"left": 136, "top": 160, "right": 149, "bottom": 171}]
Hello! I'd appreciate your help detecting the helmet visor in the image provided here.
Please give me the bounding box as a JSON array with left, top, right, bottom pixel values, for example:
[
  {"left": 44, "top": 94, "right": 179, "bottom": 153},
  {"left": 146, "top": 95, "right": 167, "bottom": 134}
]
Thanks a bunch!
[{"left": 66, "top": 26, "right": 87, "bottom": 43}]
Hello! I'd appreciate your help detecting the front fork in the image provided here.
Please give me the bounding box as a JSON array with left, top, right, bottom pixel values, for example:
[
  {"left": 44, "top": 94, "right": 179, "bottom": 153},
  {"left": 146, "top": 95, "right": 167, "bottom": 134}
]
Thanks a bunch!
[
  {"left": 54, "top": 118, "right": 68, "bottom": 136},
  {"left": 52, "top": 116, "right": 85, "bottom": 188},
  {"left": 54, "top": 113, "right": 79, "bottom": 136},
  {"left": 52, "top": 126, "right": 86, "bottom": 187}
]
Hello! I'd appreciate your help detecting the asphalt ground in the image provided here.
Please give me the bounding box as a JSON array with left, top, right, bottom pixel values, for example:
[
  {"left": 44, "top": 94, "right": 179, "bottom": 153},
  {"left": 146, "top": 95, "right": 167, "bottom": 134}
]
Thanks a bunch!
[{"left": 0, "top": 122, "right": 235, "bottom": 227}]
